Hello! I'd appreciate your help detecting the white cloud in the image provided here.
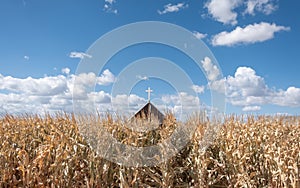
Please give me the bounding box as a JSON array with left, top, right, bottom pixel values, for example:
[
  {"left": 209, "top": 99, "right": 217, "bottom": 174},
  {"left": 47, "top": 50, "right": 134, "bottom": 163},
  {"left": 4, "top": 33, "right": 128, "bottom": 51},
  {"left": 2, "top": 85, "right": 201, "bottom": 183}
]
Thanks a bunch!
[
  {"left": 158, "top": 3, "right": 188, "bottom": 15},
  {"left": 72, "top": 73, "right": 98, "bottom": 88},
  {"left": 105, "top": 0, "right": 115, "bottom": 4},
  {"left": 221, "top": 67, "right": 270, "bottom": 106},
  {"left": 61, "top": 67, "right": 70, "bottom": 75},
  {"left": 205, "top": 0, "right": 277, "bottom": 25},
  {"left": 88, "top": 91, "right": 111, "bottom": 104},
  {"left": 24, "top": 55, "right": 29, "bottom": 60},
  {"left": 210, "top": 67, "right": 300, "bottom": 108},
  {"left": 192, "top": 85, "right": 205, "bottom": 94},
  {"left": 70, "top": 70, "right": 115, "bottom": 99},
  {"left": 0, "top": 93, "right": 48, "bottom": 114},
  {"left": 103, "top": 0, "right": 118, "bottom": 14},
  {"left": 272, "top": 87, "right": 300, "bottom": 107},
  {"left": 242, "top": 105, "right": 261, "bottom": 112},
  {"left": 0, "top": 68, "right": 114, "bottom": 100},
  {"left": 244, "top": 0, "right": 277, "bottom": 15},
  {"left": 227, "top": 67, "right": 268, "bottom": 97},
  {"left": 161, "top": 92, "right": 200, "bottom": 118},
  {"left": 1, "top": 66, "right": 299, "bottom": 115},
  {"left": 136, "top": 75, "right": 149, "bottom": 80},
  {"left": 201, "top": 57, "right": 220, "bottom": 81},
  {"left": 0, "top": 74, "right": 68, "bottom": 96},
  {"left": 205, "top": 0, "right": 242, "bottom": 25},
  {"left": 69, "top": 51, "right": 92, "bottom": 59},
  {"left": 193, "top": 31, "right": 207, "bottom": 39},
  {"left": 127, "top": 94, "right": 146, "bottom": 106},
  {"left": 0, "top": 70, "right": 116, "bottom": 114},
  {"left": 212, "top": 22, "right": 290, "bottom": 46},
  {"left": 97, "top": 69, "right": 116, "bottom": 85},
  {"left": 111, "top": 94, "right": 146, "bottom": 114},
  {"left": 178, "top": 92, "right": 200, "bottom": 106},
  {"left": 208, "top": 78, "right": 226, "bottom": 92}
]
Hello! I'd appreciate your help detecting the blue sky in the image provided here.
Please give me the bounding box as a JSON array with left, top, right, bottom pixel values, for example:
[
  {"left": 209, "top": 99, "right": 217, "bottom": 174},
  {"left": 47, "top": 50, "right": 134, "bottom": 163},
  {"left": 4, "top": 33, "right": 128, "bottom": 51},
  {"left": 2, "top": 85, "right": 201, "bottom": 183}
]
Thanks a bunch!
[{"left": 0, "top": 0, "right": 299, "bottom": 117}]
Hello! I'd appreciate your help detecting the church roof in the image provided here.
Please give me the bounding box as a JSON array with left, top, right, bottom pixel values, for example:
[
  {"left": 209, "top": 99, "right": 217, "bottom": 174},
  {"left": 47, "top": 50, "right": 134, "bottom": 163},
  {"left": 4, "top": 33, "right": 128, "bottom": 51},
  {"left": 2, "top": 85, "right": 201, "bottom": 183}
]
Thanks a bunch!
[{"left": 132, "top": 102, "right": 165, "bottom": 124}]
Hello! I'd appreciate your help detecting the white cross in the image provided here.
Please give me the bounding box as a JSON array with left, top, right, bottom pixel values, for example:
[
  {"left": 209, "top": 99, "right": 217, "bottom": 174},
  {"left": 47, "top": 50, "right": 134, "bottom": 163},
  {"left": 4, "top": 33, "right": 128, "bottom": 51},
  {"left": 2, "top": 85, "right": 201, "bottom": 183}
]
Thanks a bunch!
[{"left": 145, "top": 87, "right": 153, "bottom": 102}]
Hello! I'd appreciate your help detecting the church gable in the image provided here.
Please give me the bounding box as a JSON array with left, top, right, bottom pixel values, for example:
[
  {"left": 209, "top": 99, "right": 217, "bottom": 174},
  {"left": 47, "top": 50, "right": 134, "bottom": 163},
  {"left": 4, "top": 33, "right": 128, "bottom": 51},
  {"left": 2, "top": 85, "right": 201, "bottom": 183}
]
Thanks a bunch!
[
  {"left": 134, "top": 102, "right": 164, "bottom": 124},
  {"left": 130, "top": 87, "right": 165, "bottom": 124}
]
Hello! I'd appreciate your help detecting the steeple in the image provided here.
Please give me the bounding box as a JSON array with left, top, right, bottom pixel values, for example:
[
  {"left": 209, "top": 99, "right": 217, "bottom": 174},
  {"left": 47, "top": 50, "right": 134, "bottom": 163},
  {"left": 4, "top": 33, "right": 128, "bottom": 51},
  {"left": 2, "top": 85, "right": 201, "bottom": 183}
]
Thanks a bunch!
[{"left": 145, "top": 87, "right": 153, "bottom": 102}]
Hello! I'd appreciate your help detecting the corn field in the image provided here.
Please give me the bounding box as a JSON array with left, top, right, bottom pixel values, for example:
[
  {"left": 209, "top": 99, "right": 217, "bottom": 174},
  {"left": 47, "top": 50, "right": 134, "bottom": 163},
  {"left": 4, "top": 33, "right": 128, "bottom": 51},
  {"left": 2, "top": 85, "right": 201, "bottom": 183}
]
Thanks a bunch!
[{"left": 0, "top": 113, "right": 299, "bottom": 187}]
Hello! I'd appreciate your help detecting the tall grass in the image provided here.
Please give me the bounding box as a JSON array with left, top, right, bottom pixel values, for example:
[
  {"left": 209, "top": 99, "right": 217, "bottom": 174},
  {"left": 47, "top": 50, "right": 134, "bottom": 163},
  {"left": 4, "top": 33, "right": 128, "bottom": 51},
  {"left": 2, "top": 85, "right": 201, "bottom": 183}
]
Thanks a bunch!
[{"left": 0, "top": 113, "right": 299, "bottom": 187}]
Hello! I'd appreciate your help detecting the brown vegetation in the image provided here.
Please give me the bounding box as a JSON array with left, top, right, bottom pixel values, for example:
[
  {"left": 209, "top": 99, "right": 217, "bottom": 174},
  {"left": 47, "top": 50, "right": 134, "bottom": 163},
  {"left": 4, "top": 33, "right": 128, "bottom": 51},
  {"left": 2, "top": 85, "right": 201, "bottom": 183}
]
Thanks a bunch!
[{"left": 0, "top": 113, "right": 299, "bottom": 187}]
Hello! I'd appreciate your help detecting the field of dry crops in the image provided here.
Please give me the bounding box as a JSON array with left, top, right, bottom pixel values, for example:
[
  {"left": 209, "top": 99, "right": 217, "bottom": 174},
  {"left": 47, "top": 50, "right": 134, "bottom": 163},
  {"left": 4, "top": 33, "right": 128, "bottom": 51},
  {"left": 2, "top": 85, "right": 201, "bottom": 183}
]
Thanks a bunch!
[{"left": 0, "top": 113, "right": 299, "bottom": 187}]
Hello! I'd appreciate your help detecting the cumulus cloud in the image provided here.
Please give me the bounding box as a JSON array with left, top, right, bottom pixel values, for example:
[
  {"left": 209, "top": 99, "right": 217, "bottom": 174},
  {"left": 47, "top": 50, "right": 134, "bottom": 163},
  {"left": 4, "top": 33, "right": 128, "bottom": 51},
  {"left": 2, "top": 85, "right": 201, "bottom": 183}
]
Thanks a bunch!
[
  {"left": 1, "top": 66, "right": 299, "bottom": 115},
  {"left": 109, "top": 94, "right": 147, "bottom": 115},
  {"left": 88, "top": 91, "right": 111, "bottom": 104},
  {"left": 191, "top": 85, "right": 205, "bottom": 94},
  {"left": 219, "top": 67, "right": 271, "bottom": 107},
  {"left": 0, "top": 69, "right": 117, "bottom": 114},
  {"left": 71, "top": 70, "right": 115, "bottom": 99},
  {"left": 244, "top": 0, "right": 277, "bottom": 15},
  {"left": 105, "top": 0, "right": 114, "bottom": 4},
  {"left": 103, "top": 0, "right": 118, "bottom": 14},
  {"left": 210, "top": 67, "right": 300, "bottom": 109},
  {"left": 161, "top": 92, "right": 200, "bottom": 118},
  {"left": 69, "top": 52, "right": 92, "bottom": 59},
  {"left": 272, "top": 87, "right": 300, "bottom": 107},
  {"left": 212, "top": 22, "right": 290, "bottom": 46},
  {"left": 158, "top": 3, "right": 188, "bottom": 15},
  {"left": 97, "top": 69, "right": 116, "bottom": 85},
  {"left": 61, "top": 67, "right": 70, "bottom": 75},
  {"left": 201, "top": 57, "right": 220, "bottom": 81},
  {"left": 205, "top": 0, "right": 242, "bottom": 25},
  {"left": 136, "top": 75, "right": 149, "bottom": 80},
  {"left": 242, "top": 105, "right": 261, "bottom": 112},
  {"left": 24, "top": 55, "right": 29, "bottom": 61},
  {"left": 193, "top": 31, "right": 207, "bottom": 39},
  {"left": 0, "top": 69, "right": 161, "bottom": 116},
  {"left": 208, "top": 78, "right": 226, "bottom": 92},
  {"left": 227, "top": 67, "right": 268, "bottom": 98},
  {"left": 0, "top": 74, "right": 68, "bottom": 96},
  {"left": 205, "top": 0, "right": 278, "bottom": 25}
]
